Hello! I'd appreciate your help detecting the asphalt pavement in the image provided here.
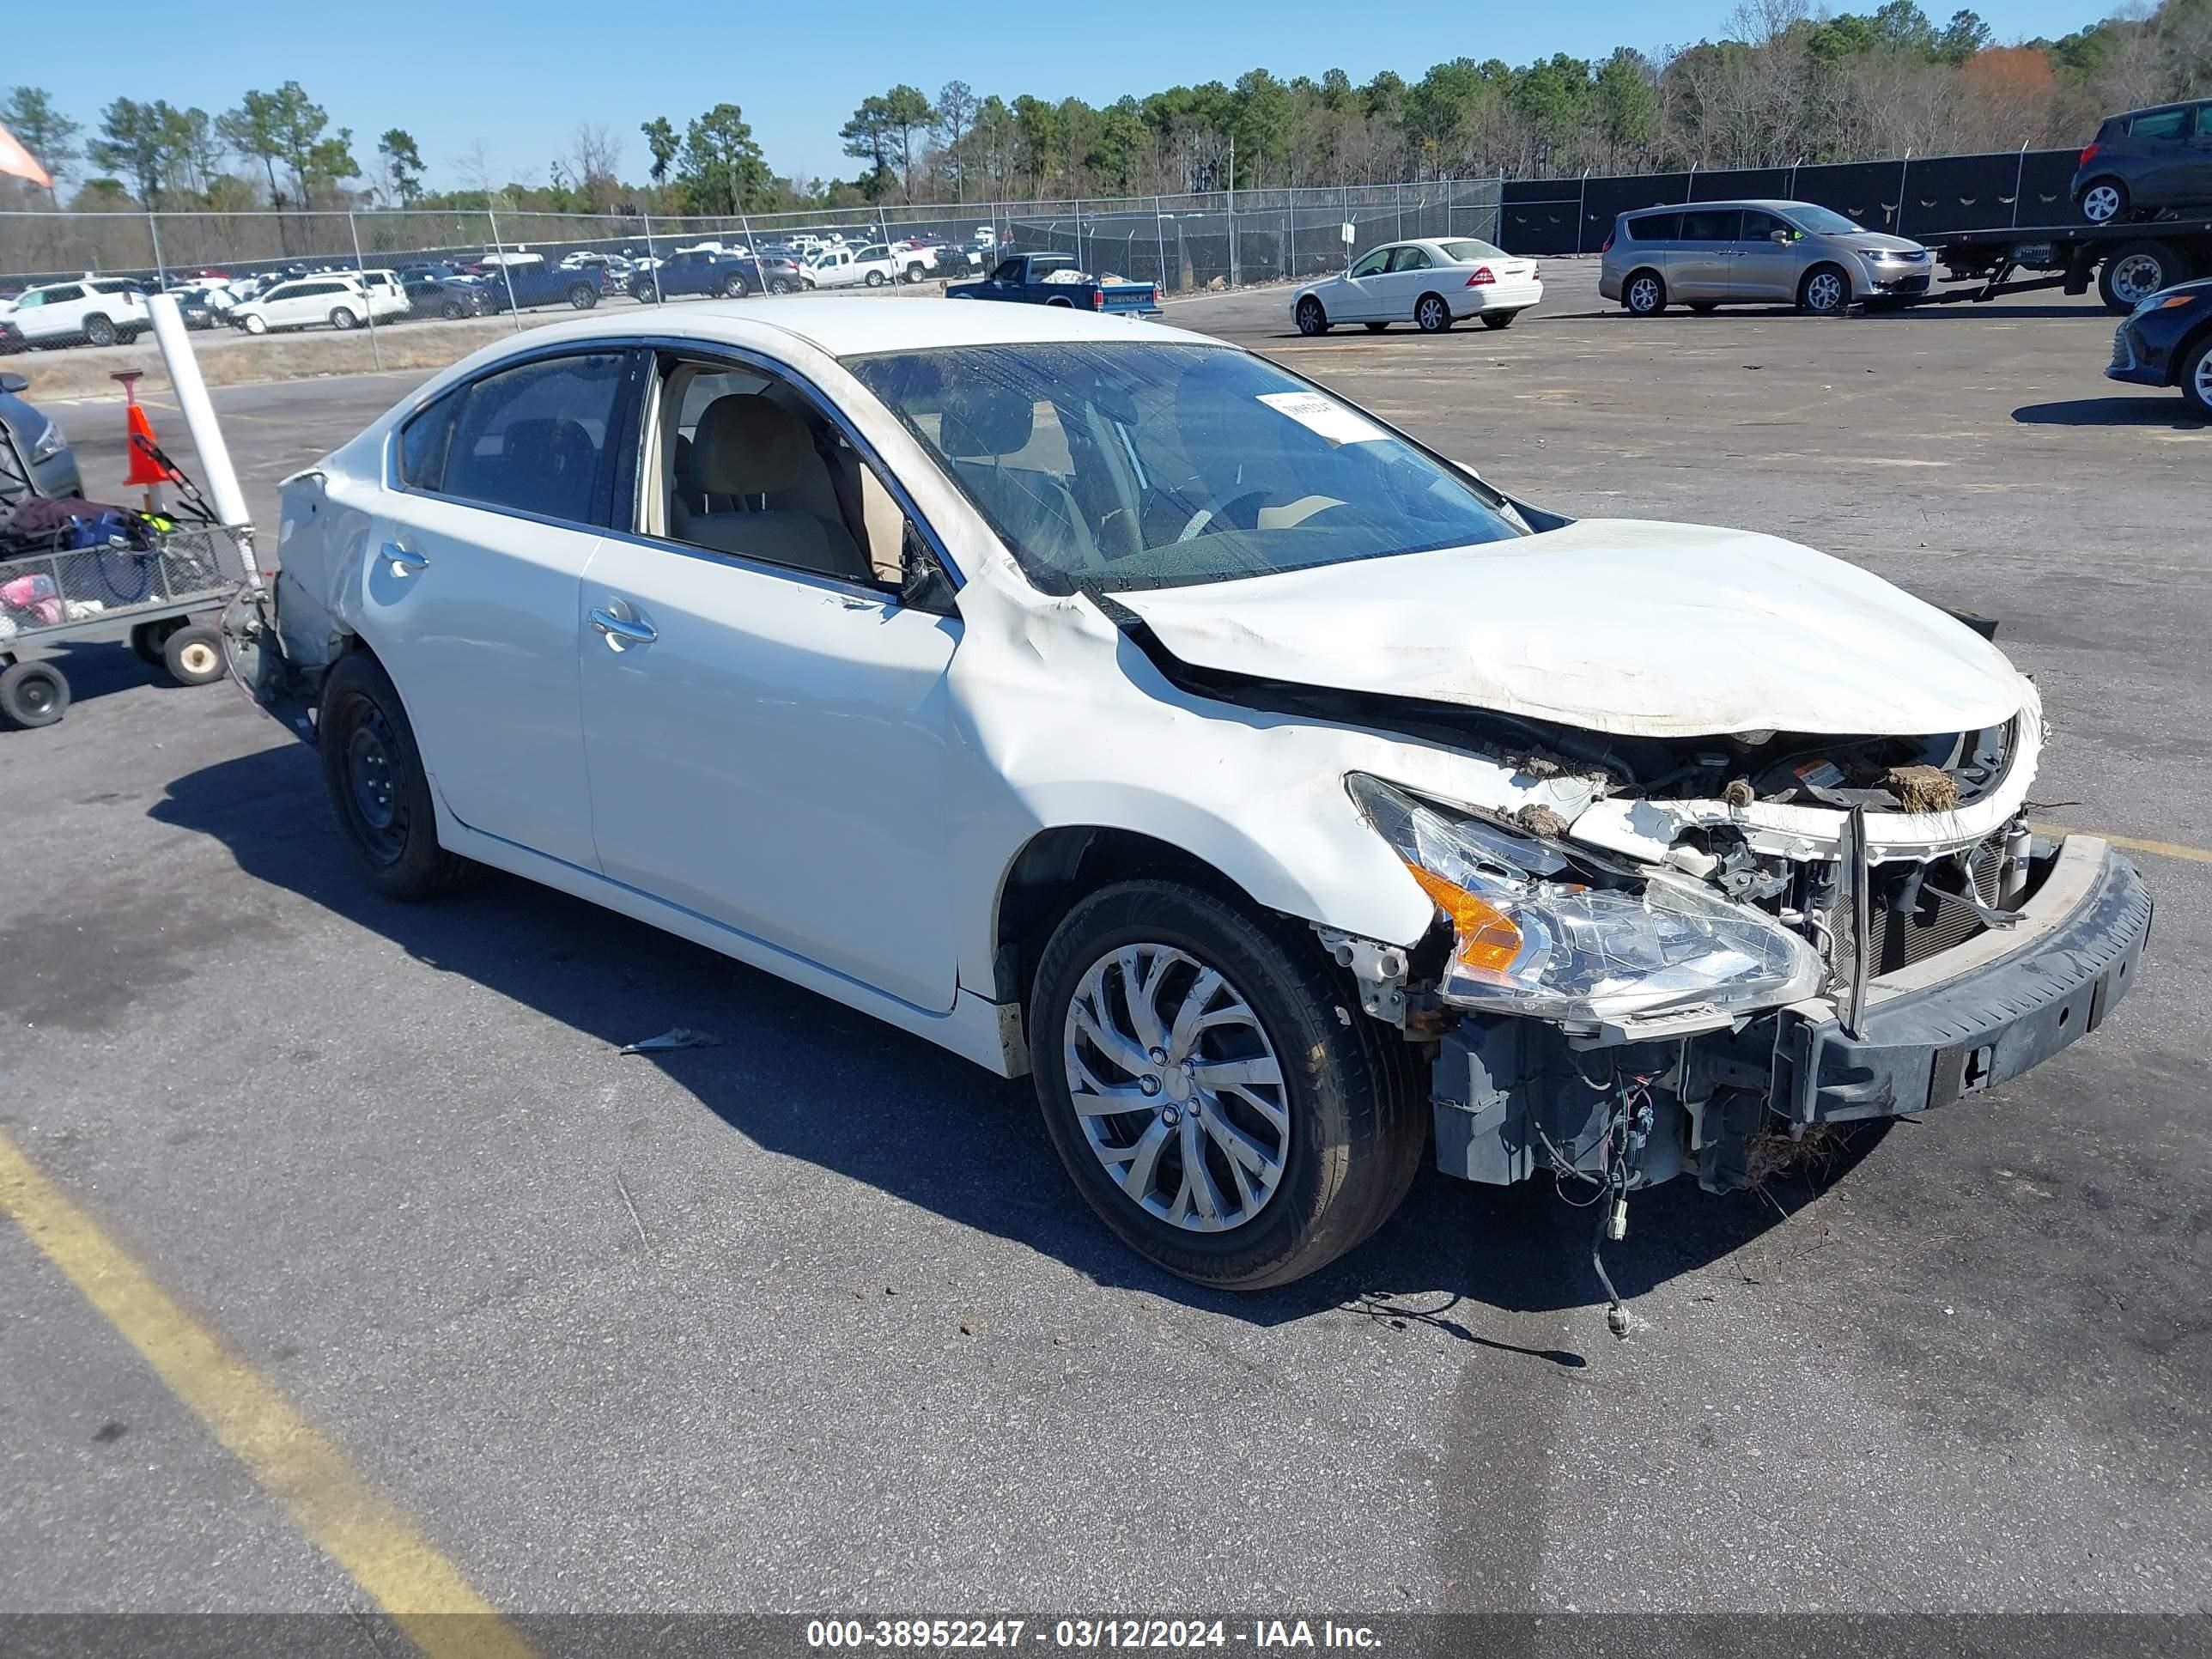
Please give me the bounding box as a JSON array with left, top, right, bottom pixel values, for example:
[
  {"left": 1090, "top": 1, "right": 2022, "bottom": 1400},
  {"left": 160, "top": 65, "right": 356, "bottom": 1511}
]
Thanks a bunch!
[{"left": 3, "top": 263, "right": 2208, "bottom": 1625}]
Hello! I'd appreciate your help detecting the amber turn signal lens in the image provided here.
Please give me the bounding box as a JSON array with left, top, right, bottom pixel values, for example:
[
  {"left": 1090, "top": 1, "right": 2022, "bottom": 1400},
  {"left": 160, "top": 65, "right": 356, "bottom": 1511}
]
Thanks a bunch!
[{"left": 1405, "top": 863, "right": 1522, "bottom": 975}]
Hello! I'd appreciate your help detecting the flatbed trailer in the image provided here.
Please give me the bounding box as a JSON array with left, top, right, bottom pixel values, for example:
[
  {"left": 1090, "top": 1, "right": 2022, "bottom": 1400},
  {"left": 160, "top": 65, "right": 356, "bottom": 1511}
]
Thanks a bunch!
[{"left": 1915, "top": 216, "right": 2212, "bottom": 313}]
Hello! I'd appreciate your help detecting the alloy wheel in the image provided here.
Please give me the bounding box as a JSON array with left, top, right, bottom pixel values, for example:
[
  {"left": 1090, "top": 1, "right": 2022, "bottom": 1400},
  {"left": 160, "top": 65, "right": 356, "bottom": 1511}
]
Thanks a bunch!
[
  {"left": 2192, "top": 348, "right": 2212, "bottom": 415},
  {"left": 1061, "top": 943, "right": 1290, "bottom": 1233},
  {"left": 1417, "top": 296, "right": 1447, "bottom": 331},
  {"left": 1806, "top": 270, "right": 1846, "bottom": 313},
  {"left": 1627, "top": 276, "right": 1661, "bottom": 313},
  {"left": 2082, "top": 184, "right": 2122, "bottom": 223}
]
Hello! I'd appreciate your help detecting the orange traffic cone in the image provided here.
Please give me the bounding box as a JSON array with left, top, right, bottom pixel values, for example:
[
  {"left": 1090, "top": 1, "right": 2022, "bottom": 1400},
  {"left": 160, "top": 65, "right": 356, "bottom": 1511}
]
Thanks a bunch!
[{"left": 114, "top": 369, "right": 167, "bottom": 507}]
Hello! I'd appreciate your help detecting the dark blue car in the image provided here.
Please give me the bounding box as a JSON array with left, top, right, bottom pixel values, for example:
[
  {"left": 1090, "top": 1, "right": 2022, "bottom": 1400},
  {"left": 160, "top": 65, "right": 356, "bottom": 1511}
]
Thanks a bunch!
[
  {"left": 628, "top": 248, "right": 803, "bottom": 301},
  {"left": 2106, "top": 275, "right": 2212, "bottom": 416}
]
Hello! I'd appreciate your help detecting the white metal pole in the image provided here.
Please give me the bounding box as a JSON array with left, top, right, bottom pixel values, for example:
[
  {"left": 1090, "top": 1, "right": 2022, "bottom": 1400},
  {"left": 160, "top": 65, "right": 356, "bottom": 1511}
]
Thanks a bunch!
[
  {"left": 346, "top": 210, "right": 384, "bottom": 372},
  {"left": 487, "top": 206, "right": 522, "bottom": 330},
  {"left": 147, "top": 294, "right": 255, "bottom": 546},
  {"left": 643, "top": 210, "right": 663, "bottom": 302}
]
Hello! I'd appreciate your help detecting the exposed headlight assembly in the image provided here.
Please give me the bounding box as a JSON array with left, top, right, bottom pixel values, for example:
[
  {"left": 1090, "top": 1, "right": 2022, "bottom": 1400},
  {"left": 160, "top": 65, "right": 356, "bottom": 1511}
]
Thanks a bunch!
[{"left": 1348, "top": 775, "right": 1823, "bottom": 1024}]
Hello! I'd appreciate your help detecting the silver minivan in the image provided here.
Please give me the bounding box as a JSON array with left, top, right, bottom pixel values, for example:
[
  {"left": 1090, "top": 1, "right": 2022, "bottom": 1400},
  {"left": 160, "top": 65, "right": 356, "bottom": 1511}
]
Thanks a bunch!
[{"left": 1599, "top": 199, "right": 1933, "bottom": 316}]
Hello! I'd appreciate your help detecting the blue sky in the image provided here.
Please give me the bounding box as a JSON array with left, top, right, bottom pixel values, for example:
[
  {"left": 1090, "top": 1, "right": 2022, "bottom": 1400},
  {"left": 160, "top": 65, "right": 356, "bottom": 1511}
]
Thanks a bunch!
[{"left": 71, "top": 0, "right": 2116, "bottom": 190}]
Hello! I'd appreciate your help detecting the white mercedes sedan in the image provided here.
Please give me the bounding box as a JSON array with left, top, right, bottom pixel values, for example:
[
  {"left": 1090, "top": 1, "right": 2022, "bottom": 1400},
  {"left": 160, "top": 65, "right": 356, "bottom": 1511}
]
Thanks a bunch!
[
  {"left": 229, "top": 298, "right": 2146, "bottom": 1313},
  {"left": 1291, "top": 238, "right": 1543, "bottom": 336}
]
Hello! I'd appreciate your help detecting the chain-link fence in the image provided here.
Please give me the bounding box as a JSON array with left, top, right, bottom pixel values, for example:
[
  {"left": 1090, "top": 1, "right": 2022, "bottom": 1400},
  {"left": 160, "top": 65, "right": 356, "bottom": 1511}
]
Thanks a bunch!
[
  {"left": 0, "top": 179, "right": 1505, "bottom": 355},
  {"left": 0, "top": 150, "right": 2090, "bottom": 356}
]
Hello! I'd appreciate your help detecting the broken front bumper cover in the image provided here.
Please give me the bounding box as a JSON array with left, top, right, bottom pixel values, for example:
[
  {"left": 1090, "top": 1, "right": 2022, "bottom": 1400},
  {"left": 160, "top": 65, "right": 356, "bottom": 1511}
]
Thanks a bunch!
[
  {"left": 1775, "top": 836, "right": 2151, "bottom": 1122},
  {"left": 1432, "top": 837, "right": 2151, "bottom": 1192}
]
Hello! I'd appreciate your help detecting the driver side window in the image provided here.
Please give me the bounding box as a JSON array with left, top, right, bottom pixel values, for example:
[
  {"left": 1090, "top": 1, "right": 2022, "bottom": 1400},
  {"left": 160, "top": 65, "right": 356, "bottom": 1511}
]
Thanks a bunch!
[
  {"left": 650, "top": 357, "right": 916, "bottom": 590},
  {"left": 1349, "top": 248, "right": 1392, "bottom": 278}
]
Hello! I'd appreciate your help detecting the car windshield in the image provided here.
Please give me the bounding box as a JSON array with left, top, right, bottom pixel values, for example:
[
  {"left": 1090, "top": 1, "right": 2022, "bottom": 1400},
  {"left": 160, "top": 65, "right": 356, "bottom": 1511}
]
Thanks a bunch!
[
  {"left": 1785, "top": 205, "right": 1864, "bottom": 236},
  {"left": 847, "top": 342, "right": 1528, "bottom": 595},
  {"left": 1439, "top": 239, "right": 1506, "bottom": 262}
]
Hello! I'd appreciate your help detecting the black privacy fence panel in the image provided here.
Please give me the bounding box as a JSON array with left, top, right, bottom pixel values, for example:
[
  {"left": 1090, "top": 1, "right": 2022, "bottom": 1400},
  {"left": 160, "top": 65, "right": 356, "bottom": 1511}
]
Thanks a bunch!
[{"left": 1494, "top": 149, "right": 2087, "bottom": 255}]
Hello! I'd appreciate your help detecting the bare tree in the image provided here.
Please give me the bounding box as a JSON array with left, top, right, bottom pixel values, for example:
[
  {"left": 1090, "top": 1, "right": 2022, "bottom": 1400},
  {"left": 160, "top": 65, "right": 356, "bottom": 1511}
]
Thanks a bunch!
[{"left": 568, "top": 122, "right": 623, "bottom": 212}]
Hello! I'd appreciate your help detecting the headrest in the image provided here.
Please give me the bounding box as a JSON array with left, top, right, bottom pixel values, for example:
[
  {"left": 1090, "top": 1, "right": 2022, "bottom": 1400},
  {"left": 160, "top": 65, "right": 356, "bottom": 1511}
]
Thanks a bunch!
[
  {"left": 690, "top": 395, "right": 807, "bottom": 495},
  {"left": 938, "top": 386, "right": 1035, "bottom": 460}
]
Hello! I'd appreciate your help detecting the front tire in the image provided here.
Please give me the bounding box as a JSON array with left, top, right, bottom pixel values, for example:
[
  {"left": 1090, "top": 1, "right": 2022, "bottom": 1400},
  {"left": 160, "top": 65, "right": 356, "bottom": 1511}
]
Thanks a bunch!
[
  {"left": 1295, "top": 295, "right": 1329, "bottom": 335},
  {"left": 2181, "top": 337, "right": 2212, "bottom": 420},
  {"left": 1798, "top": 264, "right": 1851, "bottom": 315},
  {"left": 330, "top": 307, "right": 359, "bottom": 331},
  {"left": 317, "top": 652, "right": 477, "bottom": 901},
  {"left": 1414, "top": 292, "right": 1453, "bottom": 332},
  {"left": 1030, "top": 880, "right": 1425, "bottom": 1291},
  {"left": 2080, "top": 179, "right": 2127, "bottom": 225},
  {"left": 243, "top": 313, "right": 269, "bottom": 334}
]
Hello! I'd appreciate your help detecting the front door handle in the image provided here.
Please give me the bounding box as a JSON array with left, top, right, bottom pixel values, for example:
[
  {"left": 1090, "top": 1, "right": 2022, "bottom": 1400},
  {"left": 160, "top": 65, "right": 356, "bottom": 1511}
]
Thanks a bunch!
[
  {"left": 382, "top": 542, "right": 428, "bottom": 573},
  {"left": 589, "top": 606, "right": 658, "bottom": 648}
]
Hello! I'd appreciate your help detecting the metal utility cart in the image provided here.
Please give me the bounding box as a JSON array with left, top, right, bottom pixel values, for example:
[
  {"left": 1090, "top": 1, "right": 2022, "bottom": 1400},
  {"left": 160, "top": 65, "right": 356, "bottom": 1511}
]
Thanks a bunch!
[{"left": 0, "top": 424, "right": 253, "bottom": 729}]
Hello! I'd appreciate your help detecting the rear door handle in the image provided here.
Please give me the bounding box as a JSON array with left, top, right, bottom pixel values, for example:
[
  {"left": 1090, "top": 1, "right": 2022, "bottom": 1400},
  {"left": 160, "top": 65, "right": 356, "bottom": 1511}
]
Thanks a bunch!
[
  {"left": 382, "top": 541, "right": 428, "bottom": 572},
  {"left": 589, "top": 606, "right": 658, "bottom": 648}
]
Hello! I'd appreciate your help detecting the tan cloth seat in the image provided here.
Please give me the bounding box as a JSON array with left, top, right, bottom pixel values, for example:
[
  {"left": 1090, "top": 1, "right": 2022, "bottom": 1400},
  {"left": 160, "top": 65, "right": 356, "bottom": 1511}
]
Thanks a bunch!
[{"left": 673, "top": 396, "right": 867, "bottom": 580}]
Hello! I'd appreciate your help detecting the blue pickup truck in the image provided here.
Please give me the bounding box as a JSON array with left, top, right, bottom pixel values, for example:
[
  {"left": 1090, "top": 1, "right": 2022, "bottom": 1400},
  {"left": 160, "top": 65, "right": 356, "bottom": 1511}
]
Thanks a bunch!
[
  {"left": 475, "top": 255, "right": 605, "bottom": 312},
  {"left": 628, "top": 247, "right": 806, "bottom": 302},
  {"left": 946, "top": 253, "right": 1161, "bottom": 315}
]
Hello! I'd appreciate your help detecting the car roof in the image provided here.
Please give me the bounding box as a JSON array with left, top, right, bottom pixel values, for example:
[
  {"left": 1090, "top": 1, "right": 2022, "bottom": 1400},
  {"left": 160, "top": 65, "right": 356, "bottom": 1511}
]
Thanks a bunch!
[
  {"left": 1624, "top": 199, "right": 1811, "bottom": 216},
  {"left": 434, "top": 295, "right": 1204, "bottom": 361}
]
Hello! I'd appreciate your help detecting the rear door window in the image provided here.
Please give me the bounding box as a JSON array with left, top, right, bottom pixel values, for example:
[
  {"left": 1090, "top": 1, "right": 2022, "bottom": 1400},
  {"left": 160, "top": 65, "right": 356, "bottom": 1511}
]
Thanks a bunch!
[
  {"left": 1626, "top": 213, "right": 1682, "bottom": 241},
  {"left": 400, "top": 350, "right": 635, "bottom": 526}
]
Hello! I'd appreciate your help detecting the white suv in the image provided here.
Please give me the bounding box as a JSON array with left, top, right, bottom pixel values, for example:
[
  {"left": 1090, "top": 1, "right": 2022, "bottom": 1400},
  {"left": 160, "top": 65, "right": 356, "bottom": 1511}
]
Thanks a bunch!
[
  {"left": 3, "top": 277, "right": 152, "bottom": 348},
  {"left": 232, "top": 274, "right": 405, "bottom": 335}
]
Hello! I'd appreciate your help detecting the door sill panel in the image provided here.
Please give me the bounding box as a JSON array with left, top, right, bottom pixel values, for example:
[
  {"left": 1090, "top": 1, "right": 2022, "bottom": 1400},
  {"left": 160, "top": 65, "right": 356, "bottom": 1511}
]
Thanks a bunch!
[{"left": 439, "top": 817, "right": 1023, "bottom": 1077}]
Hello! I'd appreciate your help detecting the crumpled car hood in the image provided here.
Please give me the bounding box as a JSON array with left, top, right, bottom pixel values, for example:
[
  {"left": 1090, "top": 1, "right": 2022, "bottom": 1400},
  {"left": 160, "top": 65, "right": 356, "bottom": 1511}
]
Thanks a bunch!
[{"left": 1113, "top": 519, "right": 2027, "bottom": 738}]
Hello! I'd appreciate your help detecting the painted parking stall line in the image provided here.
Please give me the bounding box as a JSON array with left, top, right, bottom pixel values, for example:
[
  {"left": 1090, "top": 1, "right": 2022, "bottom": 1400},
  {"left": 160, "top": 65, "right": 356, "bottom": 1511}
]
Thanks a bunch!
[{"left": 0, "top": 1130, "right": 537, "bottom": 1659}]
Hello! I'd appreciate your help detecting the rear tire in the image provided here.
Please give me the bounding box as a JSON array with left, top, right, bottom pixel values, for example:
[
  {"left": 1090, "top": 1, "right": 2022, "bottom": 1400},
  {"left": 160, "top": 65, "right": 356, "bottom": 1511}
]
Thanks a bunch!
[
  {"left": 1624, "top": 270, "right": 1667, "bottom": 315},
  {"left": 1030, "top": 879, "right": 1426, "bottom": 1291},
  {"left": 866, "top": 270, "right": 886, "bottom": 287},
  {"left": 317, "top": 652, "right": 478, "bottom": 901},
  {"left": 0, "top": 660, "right": 69, "bottom": 728},
  {"left": 2100, "top": 241, "right": 2185, "bottom": 313},
  {"left": 131, "top": 617, "right": 182, "bottom": 665},
  {"left": 1479, "top": 310, "right": 1516, "bottom": 330},
  {"left": 161, "top": 625, "right": 225, "bottom": 687},
  {"left": 1296, "top": 296, "right": 1329, "bottom": 335},
  {"left": 83, "top": 314, "right": 118, "bottom": 347},
  {"left": 441, "top": 301, "right": 467, "bottom": 320},
  {"left": 1414, "top": 292, "right": 1453, "bottom": 332},
  {"left": 2079, "top": 179, "right": 2127, "bottom": 225}
]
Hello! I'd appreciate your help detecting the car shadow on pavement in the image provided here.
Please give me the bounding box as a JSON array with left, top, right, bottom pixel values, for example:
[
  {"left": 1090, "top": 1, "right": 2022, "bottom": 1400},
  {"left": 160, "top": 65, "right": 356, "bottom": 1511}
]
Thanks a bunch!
[
  {"left": 153, "top": 739, "right": 1871, "bottom": 1352},
  {"left": 2013, "top": 396, "right": 2207, "bottom": 428}
]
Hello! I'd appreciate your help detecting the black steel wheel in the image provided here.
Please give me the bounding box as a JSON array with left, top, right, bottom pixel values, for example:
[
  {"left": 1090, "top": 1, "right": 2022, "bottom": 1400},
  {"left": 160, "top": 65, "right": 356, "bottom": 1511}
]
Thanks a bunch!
[
  {"left": 0, "top": 660, "right": 70, "bottom": 728},
  {"left": 317, "top": 652, "right": 478, "bottom": 900}
]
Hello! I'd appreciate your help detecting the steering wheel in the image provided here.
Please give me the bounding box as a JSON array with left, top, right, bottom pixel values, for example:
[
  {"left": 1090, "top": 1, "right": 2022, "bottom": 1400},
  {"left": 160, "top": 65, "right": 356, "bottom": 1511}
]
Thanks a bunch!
[{"left": 1176, "top": 489, "right": 1279, "bottom": 541}]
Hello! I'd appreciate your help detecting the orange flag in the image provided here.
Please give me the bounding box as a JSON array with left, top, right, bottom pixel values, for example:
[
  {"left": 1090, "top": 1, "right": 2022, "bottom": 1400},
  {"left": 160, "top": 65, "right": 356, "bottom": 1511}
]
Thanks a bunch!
[{"left": 0, "top": 120, "right": 53, "bottom": 190}]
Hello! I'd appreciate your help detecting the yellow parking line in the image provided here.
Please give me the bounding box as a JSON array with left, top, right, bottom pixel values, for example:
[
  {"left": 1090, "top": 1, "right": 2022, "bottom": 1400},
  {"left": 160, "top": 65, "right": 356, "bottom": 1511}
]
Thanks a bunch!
[
  {"left": 0, "top": 1131, "right": 536, "bottom": 1659},
  {"left": 2036, "top": 825, "right": 2212, "bottom": 866}
]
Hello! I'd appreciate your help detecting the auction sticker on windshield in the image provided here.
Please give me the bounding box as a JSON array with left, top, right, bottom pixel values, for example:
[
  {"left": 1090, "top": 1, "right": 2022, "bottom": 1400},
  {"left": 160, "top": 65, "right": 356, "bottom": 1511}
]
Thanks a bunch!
[{"left": 1256, "top": 390, "right": 1389, "bottom": 447}]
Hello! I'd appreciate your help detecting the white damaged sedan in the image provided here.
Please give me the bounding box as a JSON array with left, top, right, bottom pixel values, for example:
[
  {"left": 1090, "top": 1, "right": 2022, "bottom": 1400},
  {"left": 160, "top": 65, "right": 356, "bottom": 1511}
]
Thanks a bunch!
[{"left": 231, "top": 299, "right": 2149, "bottom": 1316}]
